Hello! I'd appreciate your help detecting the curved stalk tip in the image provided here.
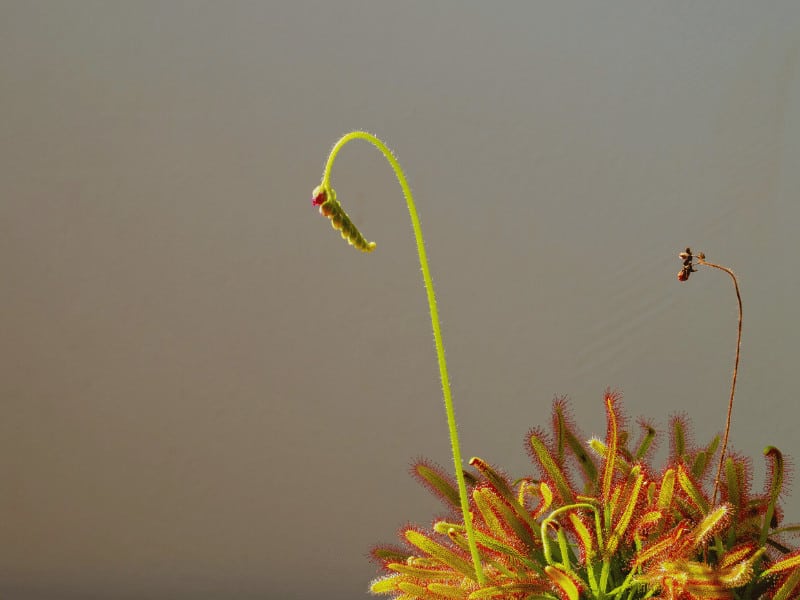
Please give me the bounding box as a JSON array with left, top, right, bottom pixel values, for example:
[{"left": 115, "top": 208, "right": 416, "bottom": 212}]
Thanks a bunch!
[
  {"left": 312, "top": 131, "right": 486, "bottom": 584},
  {"left": 678, "top": 248, "right": 742, "bottom": 508}
]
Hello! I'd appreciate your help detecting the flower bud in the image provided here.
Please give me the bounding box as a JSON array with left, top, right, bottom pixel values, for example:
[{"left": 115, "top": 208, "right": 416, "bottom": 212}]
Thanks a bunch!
[{"left": 311, "top": 186, "right": 326, "bottom": 206}]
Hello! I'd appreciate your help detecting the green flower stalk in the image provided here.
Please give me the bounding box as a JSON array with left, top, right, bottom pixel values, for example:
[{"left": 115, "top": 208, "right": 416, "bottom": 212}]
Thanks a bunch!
[{"left": 310, "top": 131, "right": 486, "bottom": 584}]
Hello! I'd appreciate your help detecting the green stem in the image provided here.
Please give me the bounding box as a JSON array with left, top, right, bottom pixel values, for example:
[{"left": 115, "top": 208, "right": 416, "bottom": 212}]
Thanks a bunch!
[
  {"left": 321, "top": 131, "right": 486, "bottom": 584},
  {"left": 540, "top": 503, "right": 597, "bottom": 569}
]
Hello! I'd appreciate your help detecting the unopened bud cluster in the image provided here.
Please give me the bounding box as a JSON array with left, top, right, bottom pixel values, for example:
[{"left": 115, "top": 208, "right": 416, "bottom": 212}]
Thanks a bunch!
[{"left": 312, "top": 185, "right": 376, "bottom": 252}]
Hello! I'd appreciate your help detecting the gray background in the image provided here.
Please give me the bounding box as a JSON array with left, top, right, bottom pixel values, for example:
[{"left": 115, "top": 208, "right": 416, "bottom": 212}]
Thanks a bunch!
[{"left": 2, "top": 2, "right": 799, "bottom": 599}]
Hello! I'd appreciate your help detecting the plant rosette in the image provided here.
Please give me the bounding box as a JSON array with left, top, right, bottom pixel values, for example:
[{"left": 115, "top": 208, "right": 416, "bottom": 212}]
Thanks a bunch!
[{"left": 309, "top": 132, "right": 800, "bottom": 600}]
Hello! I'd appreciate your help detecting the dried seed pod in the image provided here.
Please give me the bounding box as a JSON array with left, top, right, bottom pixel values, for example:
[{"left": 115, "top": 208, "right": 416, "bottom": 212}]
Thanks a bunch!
[{"left": 677, "top": 247, "right": 698, "bottom": 282}]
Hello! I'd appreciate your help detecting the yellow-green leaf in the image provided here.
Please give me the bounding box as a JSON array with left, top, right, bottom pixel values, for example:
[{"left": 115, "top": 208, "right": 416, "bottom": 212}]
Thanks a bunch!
[
  {"left": 545, "top": 565, "right": 580, "bottom": 600},
  {"left": 405, "top": 530, "right": 477, "bottom": 581}
]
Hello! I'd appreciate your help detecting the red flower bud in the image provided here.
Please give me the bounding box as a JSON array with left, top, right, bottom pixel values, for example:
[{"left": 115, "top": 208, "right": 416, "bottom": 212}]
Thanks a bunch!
[{"left": 311, "top": 187, "right": 327, "bottom": 206}]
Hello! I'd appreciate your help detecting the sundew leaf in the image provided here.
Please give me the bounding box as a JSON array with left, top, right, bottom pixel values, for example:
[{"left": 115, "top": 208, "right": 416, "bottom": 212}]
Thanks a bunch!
[
  {"left": 691, "top": 450, "right": 709, "bottom": 479},
  {"left": 553, "top": 400, "right": 599, "bottom": 490},
  {"left": 762, "top": 446, "right": 785, "bottom": 546},
  {"left": 405, "top": 530, "right": 477, "bottom": 581},
  {"left": 372, "top": 545, "right": 412, "bottom": 564},
  {"left": 472, "top": 487, "right": 506, "bottom": 539},
  {"left": 688, "top": 504, "right": 730, "bottom": 548},
  {"left": 762, "top": 549, "right": 800, "bottom": 576},
  {"left": 529, "top": 432, "right": 575, "bottom": 505},
  {"left": 719, "top": 543, "right": 757, "bottom": 568},
  {"left": 633, "top": 420, "right": 657, "bottom": 461},
  {"left": 605, "top": 466, "right": 644, "bottom": 556},
  {"left": 724, "top": 457, "right": 742, "bottom": 508},
  {"left": 601, "top": 393, "right": 621, "bottom": 506},
  {"left": 677, "top": 464, "right": 710, "bottom": 514},
  {"left": 481, "top": 486, "right": 540, "bottom": 551},
  {"left": 438, "top": 521, "right": 544, "bottom": 575},
  {"left": 771, "top": 567, "right": 800, "bottom": 600},
  {"left": 387, "top": 562, "right": 463, "bottom": 581},
  {"left": 468, "top": 582, "right": 552, "bottom": 599},
  {"left": 657, "top": 468, "right": 676, "bottom": 511},
  {"left": 537, "top": 482, "right": 554, "bottom": 517},
  {"left": 397, "top": 581, "right": 427, "bottom": 596},
  {"left": 588, "top": 439, "right": 633, "bottom": 479},
  {"left": 718, "top": 547, "right": 764, "bottom": 588},
  {"left": 705, "top": 435, "right": 720, "bottom": 462},
  {"left": 413, "top": 460, "right": 462, "bottom": 509},
  {"left": 632, "top": 522, "right": 689, "bottom": 566},
  {"left": 569, "top": 513, "right": 594, "bottom": 559},
  {"left": 672, "top": 418, "right": 687, "bottom": 459},
  {"left": 426, "top": 582, "right": 471, "bottom": 598},
  {"left": 545, "top": 565, "right": 580, "bottom": 600},
  {"left": 564, "top": 427, "right": 598, "bottom": 492},
  {"left": 370, "top": 574, "right": 403, "bottom": 594},
  {"left": 469, "top": 458, "right": 514, "bottom": 498},
  {"left": 470, "top": 457, "right": 537, "bottom": 547}
]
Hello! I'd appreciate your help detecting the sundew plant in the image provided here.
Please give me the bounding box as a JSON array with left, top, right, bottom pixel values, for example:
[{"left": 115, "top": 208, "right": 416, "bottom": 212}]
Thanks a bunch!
[{"left": 309, "top": 131, "right": 800, "bottom": 600}]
